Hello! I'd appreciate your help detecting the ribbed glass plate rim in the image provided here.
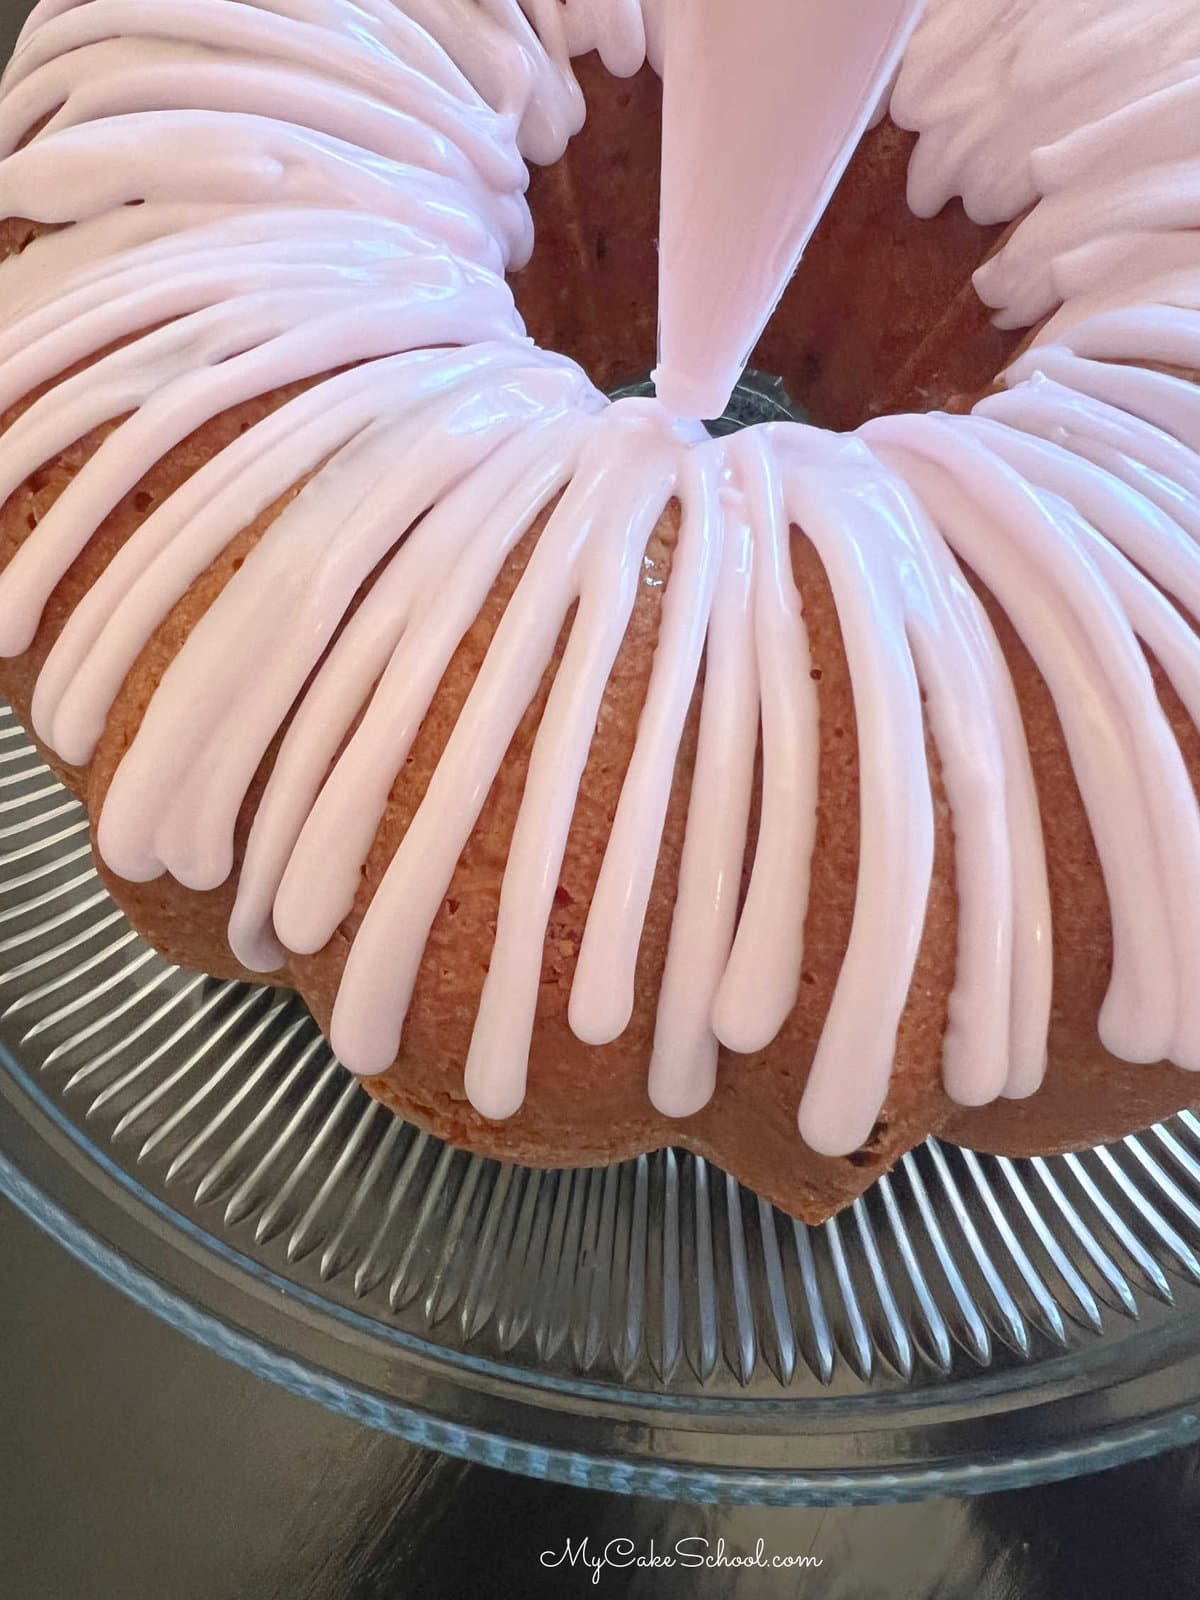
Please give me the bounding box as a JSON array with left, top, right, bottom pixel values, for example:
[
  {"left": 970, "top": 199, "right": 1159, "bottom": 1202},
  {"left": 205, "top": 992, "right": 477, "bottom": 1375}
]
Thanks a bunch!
[
  {"left": 5, "top": 698, "right": 1200, "bottom": 1502},
  {"left": 4, "top": 1062, "right": 1200, "bottom": 1505}
]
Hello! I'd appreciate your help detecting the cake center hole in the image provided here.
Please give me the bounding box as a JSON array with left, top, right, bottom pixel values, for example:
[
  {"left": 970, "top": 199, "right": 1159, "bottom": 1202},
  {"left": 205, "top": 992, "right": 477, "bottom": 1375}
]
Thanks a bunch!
[
  {"left": 609, "top": 368, "right": 809, "bottom": 436},
  {"left": 508, "top": 59, "right": 1024, "bottom": 435}
]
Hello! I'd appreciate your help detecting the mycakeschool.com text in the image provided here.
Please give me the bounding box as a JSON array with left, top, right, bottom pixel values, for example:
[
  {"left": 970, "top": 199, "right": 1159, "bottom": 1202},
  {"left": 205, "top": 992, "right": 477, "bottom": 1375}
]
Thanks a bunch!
[{"left": 539, "top": 1535, "right": 825, "bottom": 1584}]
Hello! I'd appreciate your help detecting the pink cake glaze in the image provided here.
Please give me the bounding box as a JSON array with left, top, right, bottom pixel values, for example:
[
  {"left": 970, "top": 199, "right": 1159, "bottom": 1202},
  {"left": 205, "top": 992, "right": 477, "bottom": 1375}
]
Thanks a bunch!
[{"left": 0, "top": 0, "right": 1199, "bottom": 1157}]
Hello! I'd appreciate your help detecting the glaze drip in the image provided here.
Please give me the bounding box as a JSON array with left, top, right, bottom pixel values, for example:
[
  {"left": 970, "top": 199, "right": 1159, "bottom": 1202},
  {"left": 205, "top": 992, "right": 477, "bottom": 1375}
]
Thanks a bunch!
[{"left": 2, "top": 0, "right": 1200, "bottom": 1157}]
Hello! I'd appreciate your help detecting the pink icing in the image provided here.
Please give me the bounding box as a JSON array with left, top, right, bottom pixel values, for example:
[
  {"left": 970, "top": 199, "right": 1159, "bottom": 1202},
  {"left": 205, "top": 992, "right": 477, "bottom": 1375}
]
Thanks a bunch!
[{"left": 0, "top": 0, "right": 1199, "bottom": 1159}]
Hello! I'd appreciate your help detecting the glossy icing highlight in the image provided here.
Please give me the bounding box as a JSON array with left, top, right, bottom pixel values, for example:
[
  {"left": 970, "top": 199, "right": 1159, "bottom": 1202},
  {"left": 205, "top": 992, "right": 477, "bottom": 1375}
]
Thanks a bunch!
[{"left": 1, "top": 0, "right": 1200, "bottom": 1158}]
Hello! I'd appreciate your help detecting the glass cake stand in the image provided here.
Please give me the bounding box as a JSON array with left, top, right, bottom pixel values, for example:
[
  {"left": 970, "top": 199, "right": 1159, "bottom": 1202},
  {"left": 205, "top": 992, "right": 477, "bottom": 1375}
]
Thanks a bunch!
[{"left": 3, "top": 697, "right": 1200, "bottom": 1506}]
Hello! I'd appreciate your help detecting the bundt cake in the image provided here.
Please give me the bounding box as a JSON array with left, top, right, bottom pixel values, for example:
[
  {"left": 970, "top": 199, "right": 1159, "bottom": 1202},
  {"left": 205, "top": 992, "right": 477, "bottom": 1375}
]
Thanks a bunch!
[{"left": 2, "top": 0, "right": 1200, "bottom": 1224}]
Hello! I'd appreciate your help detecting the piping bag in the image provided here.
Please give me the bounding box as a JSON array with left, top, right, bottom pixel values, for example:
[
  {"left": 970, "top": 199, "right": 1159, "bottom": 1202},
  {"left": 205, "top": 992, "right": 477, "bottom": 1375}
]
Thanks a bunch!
[{"left": 653, "top": 0, "right": 926, "bottom": 421}]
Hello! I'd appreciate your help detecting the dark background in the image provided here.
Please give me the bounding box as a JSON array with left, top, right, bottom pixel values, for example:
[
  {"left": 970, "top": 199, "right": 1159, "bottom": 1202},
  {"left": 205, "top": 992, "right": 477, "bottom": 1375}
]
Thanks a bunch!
[
  {"left": 3, "top": 1, "right": 1200, "bottom": 1594},
  {"left": 4, "top": 1195, "right": 1200, "bottom": 1599}
]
